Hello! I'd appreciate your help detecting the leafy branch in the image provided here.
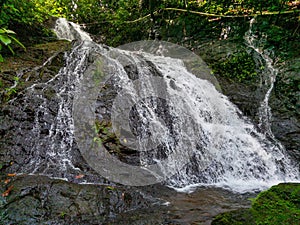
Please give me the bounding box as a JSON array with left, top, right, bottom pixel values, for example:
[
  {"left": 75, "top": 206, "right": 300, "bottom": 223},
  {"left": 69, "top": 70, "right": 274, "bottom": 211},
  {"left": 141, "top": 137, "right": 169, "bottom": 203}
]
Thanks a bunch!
[{"left": 0, "top": 28, "right": 25, "bottom": 62}]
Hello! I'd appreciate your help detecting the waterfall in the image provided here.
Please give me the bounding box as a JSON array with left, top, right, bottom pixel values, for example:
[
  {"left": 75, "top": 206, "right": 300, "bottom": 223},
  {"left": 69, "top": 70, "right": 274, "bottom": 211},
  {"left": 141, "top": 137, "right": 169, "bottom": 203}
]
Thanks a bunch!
[
  {"left": 22, "top": 41, "right": 100, "bottom": 179},
  {"left": 54, "top": 18, "right": 92, "bottom": 42},
  {"left": 13, "top": 18, "right": 298, "bottom": 192},
  {"left": 244, "top": 17, "right": 277, "bottom": 138},
  {"left": 243, "top": 17, "right": 294, "bottom": 182}
]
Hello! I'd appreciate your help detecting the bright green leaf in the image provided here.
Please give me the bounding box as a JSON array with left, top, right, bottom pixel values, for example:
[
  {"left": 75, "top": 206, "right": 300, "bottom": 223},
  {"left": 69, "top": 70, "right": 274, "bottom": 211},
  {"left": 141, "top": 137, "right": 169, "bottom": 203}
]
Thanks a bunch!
[
  {"left": 0, "top": 35, "right": 11, "bottom": 45},
  {"left": 2, "top": 29, "right": 16, "bottom": 34}
]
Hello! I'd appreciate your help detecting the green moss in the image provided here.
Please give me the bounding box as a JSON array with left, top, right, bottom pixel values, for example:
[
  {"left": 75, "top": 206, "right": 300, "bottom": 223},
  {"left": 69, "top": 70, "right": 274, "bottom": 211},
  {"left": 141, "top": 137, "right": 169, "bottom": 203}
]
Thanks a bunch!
[
  {"left": 251, "top": 183, "right": 300, "bottom": 225},
  {"left": 212, "top": 183, "right": 300, "bottom": 225},
  {"left": 212, "top": 209, "right": 255, "bottom": 225}
]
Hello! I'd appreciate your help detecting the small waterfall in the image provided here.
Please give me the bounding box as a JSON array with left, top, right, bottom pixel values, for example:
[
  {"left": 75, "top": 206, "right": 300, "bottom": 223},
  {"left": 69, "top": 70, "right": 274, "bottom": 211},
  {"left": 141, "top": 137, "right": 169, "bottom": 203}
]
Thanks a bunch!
[
  {"left": 21, "top": 42, "right": 98, "bottom": 179},
  {"left": 7, "top": 23, "right": 106, "bottom": 181},
  {"left": 54, "top": 18, "right": 92, "bottom": 42},
  {"left": 244, "top": 17, "right": 277, "bottom": 137},
  {"left": 9, "top": 18, "right": 298, "bottom": 192}
]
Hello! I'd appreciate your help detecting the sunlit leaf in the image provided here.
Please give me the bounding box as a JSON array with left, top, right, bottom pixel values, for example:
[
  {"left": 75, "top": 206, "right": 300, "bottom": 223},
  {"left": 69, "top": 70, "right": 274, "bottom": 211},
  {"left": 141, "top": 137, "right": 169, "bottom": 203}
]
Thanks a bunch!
[
  {"left": 106, "top": 186, "right": 115, "bottom": 190},
  {"left": 0, "top": 35, "right": 11, "bottom": 45}
]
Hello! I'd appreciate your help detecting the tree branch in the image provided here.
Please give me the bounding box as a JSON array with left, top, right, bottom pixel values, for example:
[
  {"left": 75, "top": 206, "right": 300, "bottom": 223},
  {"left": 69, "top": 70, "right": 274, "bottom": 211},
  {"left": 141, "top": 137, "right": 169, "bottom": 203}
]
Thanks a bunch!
[
  {"left": 80, "top": 8, "right": 299, "bottom": 26},
  {"left": 162, "top": 7, "right": 300, "bottom": 18}
]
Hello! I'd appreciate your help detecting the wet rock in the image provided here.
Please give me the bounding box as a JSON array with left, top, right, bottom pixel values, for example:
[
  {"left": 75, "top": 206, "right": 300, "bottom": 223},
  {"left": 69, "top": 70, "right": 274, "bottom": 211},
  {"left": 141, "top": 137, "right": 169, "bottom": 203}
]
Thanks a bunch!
[
  {"left": 270, "top": 58, "right": 300, "bottom": 161},
  {"left": 0, "top": 175, "right": 159, "bottom": 224}
]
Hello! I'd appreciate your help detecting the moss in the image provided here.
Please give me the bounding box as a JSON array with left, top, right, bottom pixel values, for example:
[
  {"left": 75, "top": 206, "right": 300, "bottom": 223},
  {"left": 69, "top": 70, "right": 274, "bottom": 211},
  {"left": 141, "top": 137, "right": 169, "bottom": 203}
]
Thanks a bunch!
[
  {"left": 212, "top": 183, "right": 300, "bottom": 225},
  {"left": 212, "top": 209, "right": 255, "bottom": 225},
  {"left": 251, "top": 183, "right": 300, "bottom": 225},
  {"left": 0, "top": 40, "right": 71, "bottom": 72},
  {"left": 93, "top": 119, "right": 139, "bottom": 164}
]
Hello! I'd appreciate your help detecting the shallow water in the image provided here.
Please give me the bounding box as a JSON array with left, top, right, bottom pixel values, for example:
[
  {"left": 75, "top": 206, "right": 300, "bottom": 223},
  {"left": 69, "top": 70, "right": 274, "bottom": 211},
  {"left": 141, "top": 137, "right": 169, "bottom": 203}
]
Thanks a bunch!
[{"left": 163, "top": 186, "right": 254, "bottom": 224}]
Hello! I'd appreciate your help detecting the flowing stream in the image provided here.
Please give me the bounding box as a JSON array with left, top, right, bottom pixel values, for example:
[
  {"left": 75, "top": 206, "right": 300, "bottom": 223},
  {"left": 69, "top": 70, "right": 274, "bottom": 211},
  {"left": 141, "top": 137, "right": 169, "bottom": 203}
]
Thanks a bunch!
[{"left": 7, "top": 18, "right": 298, "bottom": 194}]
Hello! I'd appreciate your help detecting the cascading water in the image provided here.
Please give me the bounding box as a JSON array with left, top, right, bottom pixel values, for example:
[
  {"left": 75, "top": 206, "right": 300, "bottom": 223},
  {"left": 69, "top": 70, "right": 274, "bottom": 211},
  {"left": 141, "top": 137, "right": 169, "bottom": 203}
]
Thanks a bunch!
[
  {"left": 5, "top": 19, "right": 107, "bottom": 182},
  {"left": 244, "top": 17, "right": 278, "bottom": 138},
  {"left": 7, "top": 18, "right": 298, "bottom": 193},
  {"left": 17, "top": 42, "right": 95, "bottom": 179},
  {"left": 54, "top": 18, "right": 92, "bottom": 42}
]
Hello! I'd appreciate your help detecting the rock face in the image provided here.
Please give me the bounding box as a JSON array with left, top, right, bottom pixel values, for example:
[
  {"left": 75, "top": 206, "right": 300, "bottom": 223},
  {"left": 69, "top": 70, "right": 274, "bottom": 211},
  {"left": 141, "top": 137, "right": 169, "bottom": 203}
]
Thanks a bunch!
[
  {"left": 0, "top": 40, "right": 166, "bottom": 225},
  {"left": 196, "top": 40, "right": 265, "bottom": 121},
  {"left": 270, "top": 58, "right": 300, "bottom": 162},
  {"left": 0, "top": 41, "right": 73, "bottom": 172},
  {"left": 0, "top": 175, "right": 159, "bottom": 225}
]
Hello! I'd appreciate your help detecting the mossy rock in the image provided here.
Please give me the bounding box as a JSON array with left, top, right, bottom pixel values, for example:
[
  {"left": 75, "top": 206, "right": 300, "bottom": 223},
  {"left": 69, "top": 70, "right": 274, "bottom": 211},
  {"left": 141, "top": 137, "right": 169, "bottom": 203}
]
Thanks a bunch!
[
  {"left": 212, "top": 183, "right": 300, "bottom": 225},
  {"left": 251, "top": 183, "right": 300, "bottom": 225},
  {"left": 212, "top": 209, "right": 255, "bottom": 225}
]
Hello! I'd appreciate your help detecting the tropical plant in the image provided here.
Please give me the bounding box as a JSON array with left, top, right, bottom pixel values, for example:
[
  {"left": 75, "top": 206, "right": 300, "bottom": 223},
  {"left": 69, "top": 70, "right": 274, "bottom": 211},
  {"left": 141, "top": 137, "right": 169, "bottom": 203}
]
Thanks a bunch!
[{"left": 0, "top": 28, "right": 25, "bottom": 62}]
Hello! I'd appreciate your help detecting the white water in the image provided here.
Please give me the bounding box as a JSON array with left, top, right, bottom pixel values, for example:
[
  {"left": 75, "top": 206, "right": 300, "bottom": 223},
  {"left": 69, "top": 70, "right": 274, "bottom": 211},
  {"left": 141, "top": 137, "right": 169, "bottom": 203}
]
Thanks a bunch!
[
  {"left": 244, "top": 18, "right": 278, "bottom": 137},
  {"left": 136, "top": 52, "right": 299, "bottom": 193},
  {"left": 28, "top": 18, "right": 298, "bottom": 192},
  {"left": 25, "top": 42, "right": 93, "bottom": 177},
  {"left": 54, "top": 18, "right": 92, "bottom": 42}
]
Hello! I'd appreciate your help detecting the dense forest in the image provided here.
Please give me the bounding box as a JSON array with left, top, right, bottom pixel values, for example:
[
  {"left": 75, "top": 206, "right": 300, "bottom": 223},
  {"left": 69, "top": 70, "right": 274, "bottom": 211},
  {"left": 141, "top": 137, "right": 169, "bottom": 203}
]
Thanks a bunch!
[{"left": 1, "top": 0, "right": 299, "bottom": 54}]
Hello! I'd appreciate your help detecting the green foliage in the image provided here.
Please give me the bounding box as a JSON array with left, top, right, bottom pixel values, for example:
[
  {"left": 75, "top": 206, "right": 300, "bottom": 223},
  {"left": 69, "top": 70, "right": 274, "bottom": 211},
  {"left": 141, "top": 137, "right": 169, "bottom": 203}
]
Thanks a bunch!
[
  {"left": 0, "top": 0, "right": 44, "bottom": 27},
  {"left": 0, "top": 0, "right": 296, "bottom": 47},
  {"left": 250, "top": 15, "right": 300, "bottom": 61},
  {"left": 106, "top": 186, "right": 116, "bottom": 191},
  {"left": 212, "top": 183, "right": 300, "bottom": 225},
  {"left": 0, "top": 0, "right": 70, "bottom": 29},
  {"left": 93, "top": 119, "right": 111, "bottom": 146},
  {"left": 92, "top": 119, "right": 129, "bottom": 156},
  {"left": 212, "top": 51, "right": 258, "bottom": 82},
  {"left": 60, "top": 211, "right": 66, "bottom": 218},
  {"left": 0, "top": 28, "right": 25, "bottom": 62}
]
